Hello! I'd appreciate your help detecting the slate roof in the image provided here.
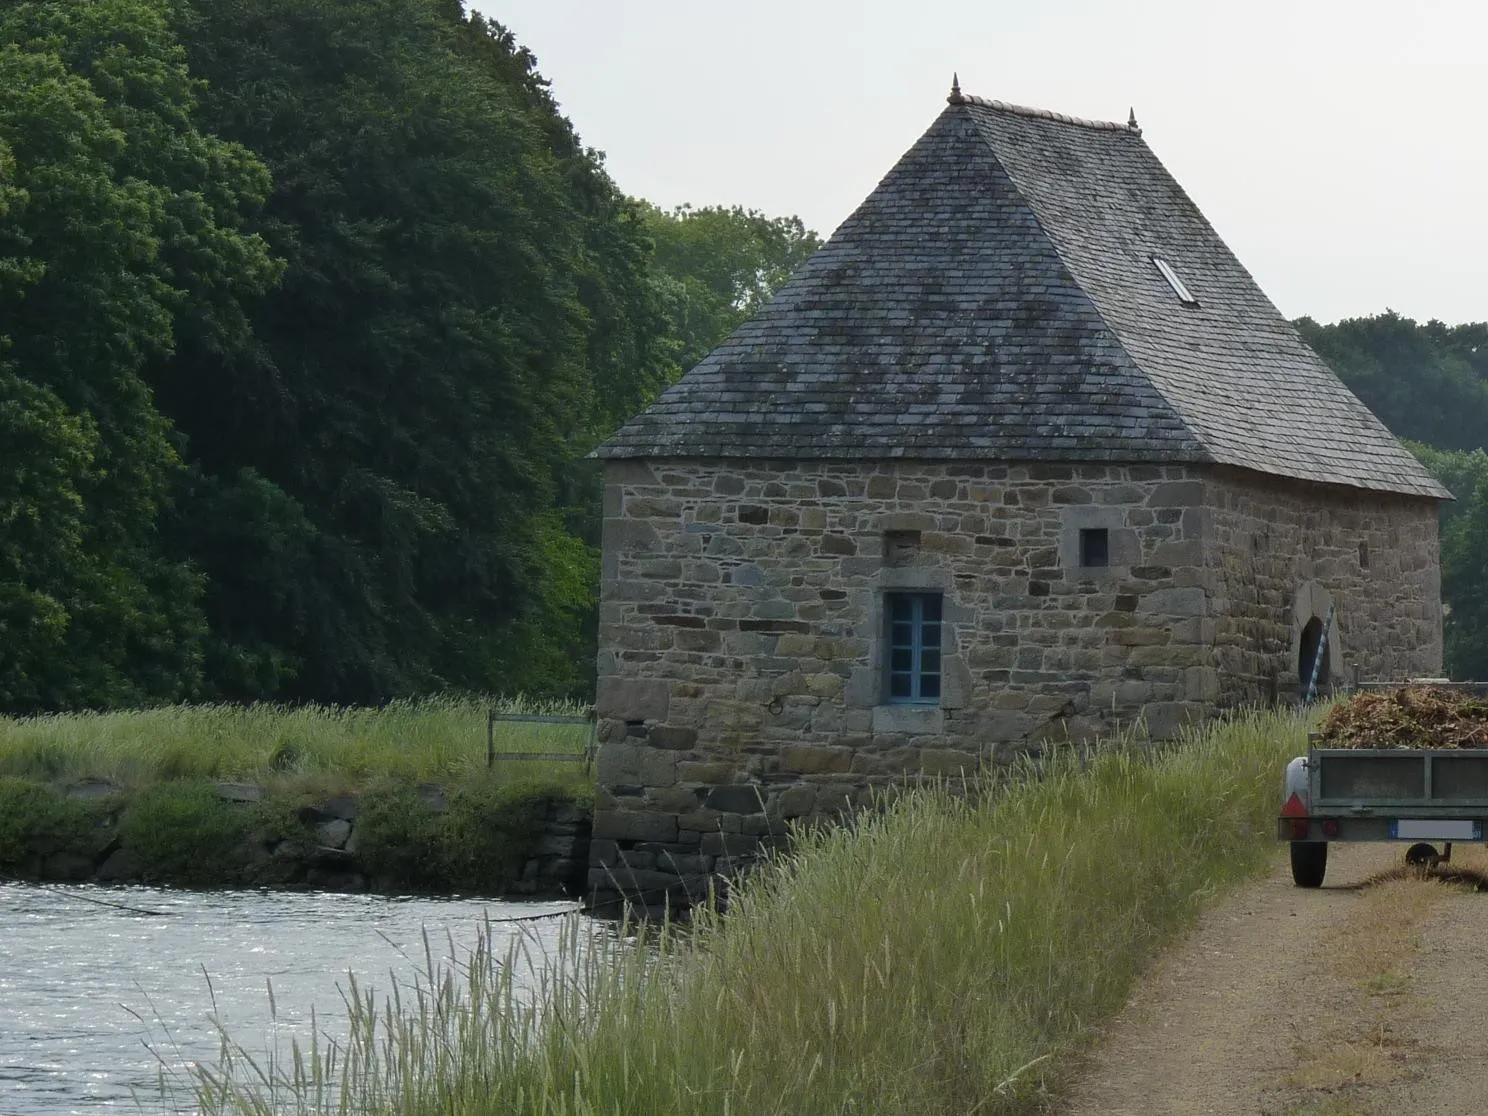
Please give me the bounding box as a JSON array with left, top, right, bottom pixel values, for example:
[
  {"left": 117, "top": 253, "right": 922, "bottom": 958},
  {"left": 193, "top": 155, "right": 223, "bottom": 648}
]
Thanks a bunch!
[{"left": 597, "top": 92, "right": 1447, "bottom": 499}]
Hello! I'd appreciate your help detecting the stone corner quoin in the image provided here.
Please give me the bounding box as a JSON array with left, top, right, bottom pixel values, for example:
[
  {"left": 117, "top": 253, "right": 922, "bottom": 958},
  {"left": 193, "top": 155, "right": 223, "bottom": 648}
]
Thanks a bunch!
[{"left": 587, "top": 457, "right": 1442, "bottom": 911}]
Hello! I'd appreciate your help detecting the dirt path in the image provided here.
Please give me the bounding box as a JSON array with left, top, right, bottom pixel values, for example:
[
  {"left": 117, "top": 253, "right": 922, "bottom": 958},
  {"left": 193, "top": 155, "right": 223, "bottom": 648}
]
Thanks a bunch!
[{"left": 1057, "top": 843, "right": 1488, "bottom": 1116}]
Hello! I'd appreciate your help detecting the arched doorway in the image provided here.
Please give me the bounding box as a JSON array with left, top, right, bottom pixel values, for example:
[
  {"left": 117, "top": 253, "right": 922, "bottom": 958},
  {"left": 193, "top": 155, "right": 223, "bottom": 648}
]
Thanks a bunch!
[
  {"left": 1291, "top": 582, "right": 1342, "bottom": 700},
  {"left": 1298, "top": 615, "right": 1330, "bottom": 694}
]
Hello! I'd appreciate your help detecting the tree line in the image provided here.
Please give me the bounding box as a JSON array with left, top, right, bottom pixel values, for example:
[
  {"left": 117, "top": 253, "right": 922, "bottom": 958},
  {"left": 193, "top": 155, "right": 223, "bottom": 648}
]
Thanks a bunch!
[{"left": 0, "top": 0, "right": 817, "bottom": 713}]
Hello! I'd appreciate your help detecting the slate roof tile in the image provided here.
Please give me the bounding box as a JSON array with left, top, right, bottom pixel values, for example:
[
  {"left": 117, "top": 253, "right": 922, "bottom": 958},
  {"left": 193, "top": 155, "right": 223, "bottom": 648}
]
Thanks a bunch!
[{"left": 598, "top": 94, "right": 1446, "bottom": 500}]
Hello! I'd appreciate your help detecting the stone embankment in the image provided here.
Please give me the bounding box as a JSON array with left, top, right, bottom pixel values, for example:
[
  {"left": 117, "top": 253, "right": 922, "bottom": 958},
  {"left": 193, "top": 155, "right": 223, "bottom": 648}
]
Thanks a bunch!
[{"left": 5, "top": 778, "right": 591, "bottom": 899}]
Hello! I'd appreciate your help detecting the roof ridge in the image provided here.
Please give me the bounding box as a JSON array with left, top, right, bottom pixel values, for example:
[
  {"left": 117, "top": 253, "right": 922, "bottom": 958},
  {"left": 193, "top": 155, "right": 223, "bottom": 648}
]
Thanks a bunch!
[{"left": 957, "top": 93, "right": 1140, "bottom": 135}]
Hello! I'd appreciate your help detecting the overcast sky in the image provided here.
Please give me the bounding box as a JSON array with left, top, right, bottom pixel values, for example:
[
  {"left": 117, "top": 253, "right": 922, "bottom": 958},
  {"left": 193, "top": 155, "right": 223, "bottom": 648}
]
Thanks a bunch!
[{"left": 482, "top": 0, "right": 1486, "bottom": 326}]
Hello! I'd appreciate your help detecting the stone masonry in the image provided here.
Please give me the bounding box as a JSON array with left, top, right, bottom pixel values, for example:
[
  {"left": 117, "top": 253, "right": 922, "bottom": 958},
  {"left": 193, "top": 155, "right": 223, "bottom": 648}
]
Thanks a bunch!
[
  {"left": 587, "top": 90, "right": 1448, "bottom": 913},
  {"left": 589, "top": 458, "right": 1441, "bottom": 912},
  {"left": 1202, "top": 467, "right": 1441, "bottom": 704}
]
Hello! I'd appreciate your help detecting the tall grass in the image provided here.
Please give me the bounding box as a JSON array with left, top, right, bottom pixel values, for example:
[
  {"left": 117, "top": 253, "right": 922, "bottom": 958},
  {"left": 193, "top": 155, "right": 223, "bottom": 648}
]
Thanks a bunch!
[
  {"left": 193, "top": 706, "right": 1315, "bottom": 1115},
  {"left": 0, "top": 696, "right": 590, "bottom": 792}
]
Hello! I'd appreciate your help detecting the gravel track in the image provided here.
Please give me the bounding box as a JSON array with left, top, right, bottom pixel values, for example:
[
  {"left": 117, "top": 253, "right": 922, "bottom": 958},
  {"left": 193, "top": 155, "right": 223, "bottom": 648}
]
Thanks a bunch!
[{"left": 1057, "top": 843, "right": 1488, "bottom": 1116}]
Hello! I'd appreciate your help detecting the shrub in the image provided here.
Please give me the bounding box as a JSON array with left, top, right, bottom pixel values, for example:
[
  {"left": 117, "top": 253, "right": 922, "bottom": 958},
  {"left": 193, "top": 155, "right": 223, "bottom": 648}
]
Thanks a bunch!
[
  {"left": 353, "top": 775, "right": 583, "bottom": 894},
  {"left": 350, "top": 780, "right": 445, "bottom": 890},
  {"left": 0, "top": 777, "right": 102, "bottom": 874},
  {"left": 437, "top": 777, "right": 576, "bottom": 892},
  {"left": 119, "top": 781, "right": 256, "bottom": 885}
]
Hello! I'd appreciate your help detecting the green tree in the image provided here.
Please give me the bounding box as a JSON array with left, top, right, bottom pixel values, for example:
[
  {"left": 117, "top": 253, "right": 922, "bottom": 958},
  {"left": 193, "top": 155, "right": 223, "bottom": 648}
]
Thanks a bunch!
[
  {"left": 454, "top": 17, "right": 681, "bottom": 434},
  {"left": 1441, "top": 482, "right": 1488, "bottom": 682},
  {"left": 166, "top": 0, "right": 665, "bottom": 701},
  {"left": 0, "top": 0, "right": 277, "bottom": 711},
  {"left": 1410, "top": 443, "right": 1488, "bottom": 680},
  {"left": 1406, "top": 441, "right": 1488, "bottom": 533},
  {"left": 0, "top": 373, "right": 96, "bottom": 709},
  {"left": 441, "top": 35, "right": 824, "bottom": 696},
  {"left": 643, "top": 203, "right": 822, "bottom": 374},
  {"left": 1297, "top": 312, "right": 1488, "bottom": 452}
]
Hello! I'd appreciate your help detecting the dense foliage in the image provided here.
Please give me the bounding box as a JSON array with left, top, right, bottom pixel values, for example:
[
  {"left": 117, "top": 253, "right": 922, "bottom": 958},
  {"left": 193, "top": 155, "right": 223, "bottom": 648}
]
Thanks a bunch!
[
  {"left": 0, "top": 0, "right": 811, "bottom": 711},
  {"left": 1435, "top": 459, "right": 1488, "bottom": 682},
  {"left": 1402, "top": 443, "right": 1488, "bottom": 679},
  {"left": 164, "top": 0, "right": 640, "bottom": 701},
  {"left": 641, "top": 202, "right": 821, "bottom": 373},
  {"left": 0, "top": 0, "right": 277, "bottom": 711},
  {"left": 1297, "top": 312, "right": 1488, "bottom": 453}
]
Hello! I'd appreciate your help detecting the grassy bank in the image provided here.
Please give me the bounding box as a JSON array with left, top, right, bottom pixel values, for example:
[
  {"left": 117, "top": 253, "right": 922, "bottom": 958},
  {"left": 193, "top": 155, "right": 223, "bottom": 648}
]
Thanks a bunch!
[
  {"left": 0, "top": 697, "right": 592, "bottom": 893},
  {"left": 195, "top": 707, "right": 1315, "bottom": 1115},
  {"left": 0, "top": 696, "right": 591, "bottom": 791}
]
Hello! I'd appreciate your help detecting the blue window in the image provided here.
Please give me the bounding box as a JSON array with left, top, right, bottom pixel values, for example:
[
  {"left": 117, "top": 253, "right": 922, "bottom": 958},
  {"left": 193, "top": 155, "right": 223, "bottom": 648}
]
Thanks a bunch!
[{"left": 886, "top": 592, "right": 942, "bottom": 704}]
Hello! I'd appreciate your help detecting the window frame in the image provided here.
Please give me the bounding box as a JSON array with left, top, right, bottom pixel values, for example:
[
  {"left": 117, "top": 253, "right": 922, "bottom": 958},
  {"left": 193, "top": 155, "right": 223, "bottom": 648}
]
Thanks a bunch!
[
  {"left": 884, "top": 591, "right": 943, "bottom": 705},
  {"left": 1152, "top": 255, "right": 1199, "bottom": 306}
]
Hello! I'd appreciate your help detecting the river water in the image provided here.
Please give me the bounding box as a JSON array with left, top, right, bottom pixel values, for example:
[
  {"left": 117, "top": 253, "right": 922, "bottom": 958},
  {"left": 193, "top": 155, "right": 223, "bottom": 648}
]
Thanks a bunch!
[{"left": 0, "top": 883, "right": 584, "bottom": 1114}]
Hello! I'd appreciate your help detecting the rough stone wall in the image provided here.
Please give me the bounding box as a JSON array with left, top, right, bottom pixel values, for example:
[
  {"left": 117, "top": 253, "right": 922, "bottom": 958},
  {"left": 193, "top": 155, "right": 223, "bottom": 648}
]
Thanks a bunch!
[
  {"left": 592, "top": 458, "right": 1215, "bottom": 912},
  {"left": 592, "top": 459, "right": 1445, "bottom": 912},
  {"left": 1200, "top": 467, "right": 1442, "bottom": 705}
]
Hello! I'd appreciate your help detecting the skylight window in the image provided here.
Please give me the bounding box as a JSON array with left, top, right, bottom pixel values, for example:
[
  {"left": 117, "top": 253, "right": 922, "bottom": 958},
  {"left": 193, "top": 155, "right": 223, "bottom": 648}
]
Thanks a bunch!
[{"left": 1152, "top": 256, "right": 1199, "bottom": 307}]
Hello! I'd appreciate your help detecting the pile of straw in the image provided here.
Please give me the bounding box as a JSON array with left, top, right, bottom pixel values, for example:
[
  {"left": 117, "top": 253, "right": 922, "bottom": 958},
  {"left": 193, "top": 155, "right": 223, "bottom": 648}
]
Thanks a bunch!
[{"left": 1320, "top": 685, "right": 1488, "bottom": 750}]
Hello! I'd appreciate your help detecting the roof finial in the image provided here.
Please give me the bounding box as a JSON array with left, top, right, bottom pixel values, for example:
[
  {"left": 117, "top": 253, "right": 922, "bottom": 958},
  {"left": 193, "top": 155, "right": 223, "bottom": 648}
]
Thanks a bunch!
[
  {"left": 1127, "top": 106, "right": 1140, "bottom": 133},
  {"left": 948, "top": 73, "right": 966, "bottom": 106}
]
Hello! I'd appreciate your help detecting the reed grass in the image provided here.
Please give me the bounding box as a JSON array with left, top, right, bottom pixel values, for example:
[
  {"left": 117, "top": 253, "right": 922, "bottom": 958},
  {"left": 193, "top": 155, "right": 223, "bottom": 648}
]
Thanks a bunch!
[
  {"left": 192, "top": 706, "right": 1316, "bottom": 1116},
  {"left": 0, "top": 696, "right": 591, "bottom": 793}
]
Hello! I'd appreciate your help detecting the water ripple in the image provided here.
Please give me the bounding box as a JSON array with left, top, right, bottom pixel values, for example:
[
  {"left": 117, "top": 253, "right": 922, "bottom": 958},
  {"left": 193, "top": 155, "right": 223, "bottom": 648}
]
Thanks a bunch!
[{"left": 0, "top": 883, "right": 579, "bottom": 1113}]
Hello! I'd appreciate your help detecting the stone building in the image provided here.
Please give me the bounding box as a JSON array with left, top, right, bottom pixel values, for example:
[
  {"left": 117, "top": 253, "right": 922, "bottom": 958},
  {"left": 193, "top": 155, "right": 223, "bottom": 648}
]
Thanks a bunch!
[{"left": 588, "top": 87, "right": 1447, "bottom": 912}]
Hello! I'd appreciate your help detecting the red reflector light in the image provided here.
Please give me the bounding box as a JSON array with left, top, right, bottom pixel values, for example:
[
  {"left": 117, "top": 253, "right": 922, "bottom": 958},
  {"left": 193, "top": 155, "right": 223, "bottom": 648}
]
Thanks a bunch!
[
  {"left": 1289, "top": 819, "right": 1310, "bottom": 840},
  {"left": 1322, "top": 819, "right": 1340, "bottom": 838},
  {"left": 1281, "top": 792, "right": 1308, "bottom": 819}
]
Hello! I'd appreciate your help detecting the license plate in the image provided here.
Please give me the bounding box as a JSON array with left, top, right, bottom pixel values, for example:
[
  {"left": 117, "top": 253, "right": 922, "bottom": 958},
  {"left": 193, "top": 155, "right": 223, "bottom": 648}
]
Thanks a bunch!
[{"left": 1390, "top": 819, "right": 1482, "bottom": 841}]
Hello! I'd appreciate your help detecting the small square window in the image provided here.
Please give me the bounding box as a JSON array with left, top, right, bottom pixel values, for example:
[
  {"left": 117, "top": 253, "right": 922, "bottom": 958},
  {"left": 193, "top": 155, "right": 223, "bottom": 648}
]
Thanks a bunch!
[
  {"left": 885, "top": 591, "right": 942, "bottom": 705},
  {"left": 1079, "top": 528, "right": 1110, "bottom": 568}
]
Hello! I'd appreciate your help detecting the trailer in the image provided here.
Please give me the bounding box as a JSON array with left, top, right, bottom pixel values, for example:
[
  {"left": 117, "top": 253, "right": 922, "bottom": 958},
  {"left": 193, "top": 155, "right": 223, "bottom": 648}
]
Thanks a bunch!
[{"left": 1279, "top": 684, "right": 1488, "bottom": 887}]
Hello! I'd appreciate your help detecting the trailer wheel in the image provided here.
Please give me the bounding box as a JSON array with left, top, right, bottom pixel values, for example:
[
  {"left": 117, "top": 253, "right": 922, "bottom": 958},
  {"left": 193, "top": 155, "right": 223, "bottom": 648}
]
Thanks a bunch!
[{"left": 1290, "top": 841, "right": 1328, "bottom": 888}]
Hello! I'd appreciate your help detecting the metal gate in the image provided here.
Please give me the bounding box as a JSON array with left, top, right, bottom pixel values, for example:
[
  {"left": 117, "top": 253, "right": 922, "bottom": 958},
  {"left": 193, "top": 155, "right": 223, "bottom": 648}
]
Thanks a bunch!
[{"left": 485, "top": 708, "right": 597, "bottom": 773}]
